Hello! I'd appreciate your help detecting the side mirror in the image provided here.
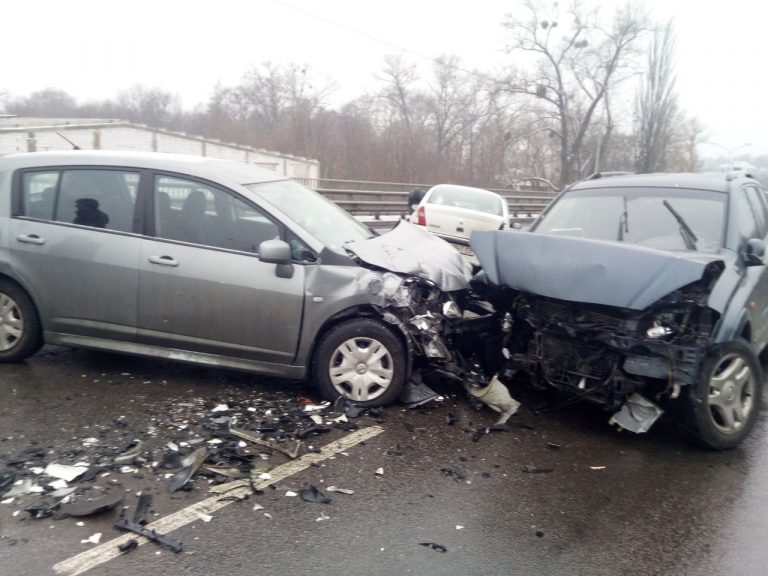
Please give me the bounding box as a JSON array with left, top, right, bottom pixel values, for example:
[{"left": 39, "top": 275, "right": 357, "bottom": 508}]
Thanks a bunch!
[
  {"left": 259, "top": 239, "right": 294, "bottom": 278},
  {"left": 744, "top": 238, "right": 765, "bottom": 266}
]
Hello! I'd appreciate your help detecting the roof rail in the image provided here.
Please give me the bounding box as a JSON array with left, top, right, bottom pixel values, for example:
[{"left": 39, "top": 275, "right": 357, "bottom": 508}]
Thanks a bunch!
[{"left": 585, "top": 171, "right": 634, "bottom": 180}]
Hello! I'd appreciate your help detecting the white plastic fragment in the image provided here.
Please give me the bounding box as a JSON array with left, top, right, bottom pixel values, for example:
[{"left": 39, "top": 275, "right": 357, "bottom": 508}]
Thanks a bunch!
[
  {"left": 211, "top": 404, "right": 230, "bottom": 412},
  {"left": 166, "top": 442, "right": 179, "bottom": 452},
  {"left": 258, "top": 473, "right": 272, "bottom": 481},
  {"left": 195, "top": 512, "right": 213, "bottom": 523},
  {"left": 30, "top": 467, "right": 44, "bottom": 475},
  {"left": 76, "top": 521, "right": 85, "bottom": 527},
  {"left": 207, "top": 439, "right": 223, "bottom": 445},
  {"left": 456, "top": 525, "right": 465, "bottom": 530},
  {"left": 81, "top": 533, "right": 102, "bottom": 545},
  {"left": 285, "top": 491, "right": 298, "bottom": 497},
  {"left": 1, "top": 498, "right": 14, "bottom": 504},
  {"left": 316, "top": 512, "right": 330, "bottom": 522},
  {"left": 326, "top": 486, "right": 354, "bottom": 495},
  {"left": 120, "top": 466, "right": 137, "bottom": 474},
  {"left": 375, "top": 468, "right": 384, "bottom": 475},
  {"left": 82, "top": 438, "right": 100, "bottom": 446},
  {"left": 238, "top": 441, "right": 247, "bottom": 448},
  {"left": 309, "top": 414, "right": 324, "bottom": 425},
  {"left": 48, "top": 479, "right": 68, "bottom": 490},
  {"left": 590, "top": 466, "right": 606, "bottom": 470},
  {"left": 51, "top": 487, "right": 77, "bottom": 498},
  {"left": 253, "top": 504, "right": 265, "bottom": 511},
  {"left": 45, "top": 463, "right": 88, "bottom": 482},
  {"left": 264, "top": 513, "right": 273, "bottom": 519}
]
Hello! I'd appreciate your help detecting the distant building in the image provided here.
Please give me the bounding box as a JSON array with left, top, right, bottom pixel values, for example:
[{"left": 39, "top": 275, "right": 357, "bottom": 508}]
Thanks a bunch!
[{"left": 0, "top": 116, "right": 319, "bottom": 179}]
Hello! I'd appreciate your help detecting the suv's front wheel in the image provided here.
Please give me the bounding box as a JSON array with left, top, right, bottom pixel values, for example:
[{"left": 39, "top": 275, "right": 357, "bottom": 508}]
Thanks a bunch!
[
  {"left": 679, "top": 339, "right": 762, "bottom": 450},
  {"left": 312, "top": 318, "right": 407, "bottom": 406}
]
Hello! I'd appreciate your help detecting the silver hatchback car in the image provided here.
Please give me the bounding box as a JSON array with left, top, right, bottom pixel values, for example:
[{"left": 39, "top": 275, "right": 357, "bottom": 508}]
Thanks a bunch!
[{"left": 0, "top": 151, "right": 473, "bottom": 405}]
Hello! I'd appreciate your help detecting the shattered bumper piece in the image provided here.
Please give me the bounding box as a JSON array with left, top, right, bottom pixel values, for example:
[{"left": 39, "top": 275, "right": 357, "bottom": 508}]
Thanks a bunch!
[
  {"left": 608, "top": 392, "right": 664, "bottom": 433},
  {"left": 465, "top": 375, "right": 521, "bottom": 424},
  {"left": 59, "top": 491, "right": 124, "bottom": 517}
]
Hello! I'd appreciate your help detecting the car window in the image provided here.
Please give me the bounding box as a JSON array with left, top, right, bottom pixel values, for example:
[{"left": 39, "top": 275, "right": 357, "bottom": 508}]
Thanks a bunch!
[
  {"left": 154, "top": 175, "right": 280, "bottom": 253},
  {"left": 734, "top": 187, "right": 761, "bottom": 241},
  {"left": 21, "top": 171, "right": 60, "bottom": 220},
  {"left": 536, "top": 187, "right": 726, "bottom": 253},
  {"left": 742, "top": 185, "right": 768, "bottom": 237},
  {"left": 20, "top": 169, "right": 139, "bottom": 232},
  {"left": 427, "top": 186, "right": 503, "bottom": 216}
]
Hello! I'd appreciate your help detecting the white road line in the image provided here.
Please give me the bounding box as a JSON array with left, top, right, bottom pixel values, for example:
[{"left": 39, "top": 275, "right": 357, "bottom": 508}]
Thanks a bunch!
[{"left": 53, "top": 425, "right": 385, "bottom": 576}]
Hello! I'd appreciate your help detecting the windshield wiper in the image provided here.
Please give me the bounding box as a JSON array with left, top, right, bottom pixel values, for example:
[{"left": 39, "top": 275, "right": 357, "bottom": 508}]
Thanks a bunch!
[
  {"left": 663, "top": 200, "right": 697, "bottom": 251},
  {"left": 617, "top": 195, "right": 629, "bottom": 241}
]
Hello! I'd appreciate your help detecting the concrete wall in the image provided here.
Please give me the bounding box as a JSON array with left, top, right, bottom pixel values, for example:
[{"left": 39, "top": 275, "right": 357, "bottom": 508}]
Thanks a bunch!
[{"left": 0, "top": 123, "right": 319, "bottom": 179}]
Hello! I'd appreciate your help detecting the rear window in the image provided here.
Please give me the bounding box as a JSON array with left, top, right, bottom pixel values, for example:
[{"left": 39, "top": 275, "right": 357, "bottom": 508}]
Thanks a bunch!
[{"left": 427, "top": 186, "right": 503, "bottom": 216}]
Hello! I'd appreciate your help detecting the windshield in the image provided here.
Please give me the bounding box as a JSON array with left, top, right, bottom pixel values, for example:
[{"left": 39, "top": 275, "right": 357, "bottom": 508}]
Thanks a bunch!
[
  {"left": 246, "top": 180, "right": 374, "bottom": 248},
  {"left": 534, "top": 187, "right": 727, "bottom": 253}
]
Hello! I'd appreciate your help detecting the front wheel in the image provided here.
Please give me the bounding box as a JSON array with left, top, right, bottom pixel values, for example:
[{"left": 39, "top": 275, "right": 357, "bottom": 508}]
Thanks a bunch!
[
  {"left": 312, "top": 318, "right": 407, "bottom": 407},
  {"left": 0, "top": 279, "right": 43, "bottom": 363},
  {"left": 678, "top": 340, "right": 762, "bottom": 450}
]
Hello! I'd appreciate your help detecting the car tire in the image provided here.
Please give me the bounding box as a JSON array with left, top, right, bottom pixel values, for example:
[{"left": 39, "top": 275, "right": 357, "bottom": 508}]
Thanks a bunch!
[
  {"left": 312, "top": 318, "right": 407, "bottom": 407},
  {"left": 678, "top": 339, "right": 763, "bottom": 450},
  {"left": 0, "top": 279, "right": 43, "bottom": 363}
]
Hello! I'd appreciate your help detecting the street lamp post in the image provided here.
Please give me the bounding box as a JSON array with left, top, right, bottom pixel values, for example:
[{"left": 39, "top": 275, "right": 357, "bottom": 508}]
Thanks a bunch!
[{"left": 708, "top": 142, "right": 751, "bottom": 171}]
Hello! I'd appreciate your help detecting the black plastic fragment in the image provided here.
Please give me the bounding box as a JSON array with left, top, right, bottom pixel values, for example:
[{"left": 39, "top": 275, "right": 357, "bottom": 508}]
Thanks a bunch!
[
  {"left": 439, "top": 465, "right": 466, "bottom": 482},
  {"left": 419, "top": 542, "right": 447, "bottom": 553},
  {"left": 334, "top": 397, "right": 365, "bottom": 418},
  {"left": 114, "top": 519, "right": 183, "bottom": 553},
  {"left": 0, "top": 471, "right": 16, "bottom": 495},
  {"left": 162, "top": 452, "right": 181, "bottom": 469},
  {"left": 132, "top": 493, "right": 153, "bottom": 525},
  {"left": 24, "top": 502, "right": 58, "bottom": 519},
  {"left": 299, "top": 485, "right": 331, "bottom": 504},
  {"left": 118, "top": 539, "right": 139, "bottom": 553},
  {"left": 296, "top": 424, "right": 331, "bottom": 439},
  {"left": 445, "top": 413, "right": 457, "bottom": 426},
  {"left": 521, "top": 465, "right": 553, "bottom": 474}
]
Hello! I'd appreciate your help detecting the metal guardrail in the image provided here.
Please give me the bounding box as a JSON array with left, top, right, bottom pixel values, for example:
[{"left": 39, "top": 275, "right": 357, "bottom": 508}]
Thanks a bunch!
[{"left": 293, "top": 178, "right": 558, "bottom": 225}]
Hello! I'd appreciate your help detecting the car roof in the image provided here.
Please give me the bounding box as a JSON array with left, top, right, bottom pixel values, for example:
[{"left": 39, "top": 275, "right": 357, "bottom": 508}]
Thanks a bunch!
[
  {"left": 0, "top": 150, "right": 288, "bottom": 186},
  {"left": 568, "top": 171, "right": 759, "bottom": 194}
]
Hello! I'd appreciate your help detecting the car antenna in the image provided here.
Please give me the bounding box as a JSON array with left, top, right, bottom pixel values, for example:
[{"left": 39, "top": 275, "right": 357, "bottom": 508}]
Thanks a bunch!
[{"left": 55, "top": 131, "right": 81, "bottom": 150}]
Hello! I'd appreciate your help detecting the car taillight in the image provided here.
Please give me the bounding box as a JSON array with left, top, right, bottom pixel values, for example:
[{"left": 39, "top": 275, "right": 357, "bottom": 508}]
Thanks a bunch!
[{"left": 416, "top": 205, "right": 426, "bottom": 226}]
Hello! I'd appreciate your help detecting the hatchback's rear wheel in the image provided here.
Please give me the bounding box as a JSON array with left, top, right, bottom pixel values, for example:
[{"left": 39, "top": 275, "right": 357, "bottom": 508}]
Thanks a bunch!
[
  {"left": 312, "top": 318, "right": 407, "bottom": 406},
  {"left": 678, "top": 340, "right": 762, "bottom": 450},
  {"left": 0, "top": 279, "right": 43, "bottom": 363}
]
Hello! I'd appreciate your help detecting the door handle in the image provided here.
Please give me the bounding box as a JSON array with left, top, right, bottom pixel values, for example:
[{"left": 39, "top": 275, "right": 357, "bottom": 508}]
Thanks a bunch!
[
  {"left": 16, "top": 234, "right": 45, "bottom": 245},
  {"left": 148, "top": 255, "right": 179, "bottom": 267}
]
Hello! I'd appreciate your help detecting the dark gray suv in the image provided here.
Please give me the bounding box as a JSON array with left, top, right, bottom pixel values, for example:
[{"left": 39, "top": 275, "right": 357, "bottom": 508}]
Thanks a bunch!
[{"left": 471, "top": 172, "right": 768, "bottom": 449}]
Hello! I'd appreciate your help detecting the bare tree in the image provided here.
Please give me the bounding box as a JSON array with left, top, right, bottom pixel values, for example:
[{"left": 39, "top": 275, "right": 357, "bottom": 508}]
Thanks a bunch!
[
  {"left": 503, "top": 1, "right": 646, "bottom": 186},
  {"left": 115, "top": 84, "right": 181, "bottom": 127},
  {"left": 6, "top": 88, "right": 79, "bottom": 117},
  {"left": 634, "top": 20, "right": 678, "bottom": 173}
]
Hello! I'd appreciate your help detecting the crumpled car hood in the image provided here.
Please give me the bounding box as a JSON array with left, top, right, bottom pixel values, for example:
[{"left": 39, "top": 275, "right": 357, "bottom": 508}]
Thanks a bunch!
[
  {"left": 346, "top": 221, "right": 473, "bottom": 291},
  {"left": 471, "top": 230, "right": 724, "bottom": 310}
]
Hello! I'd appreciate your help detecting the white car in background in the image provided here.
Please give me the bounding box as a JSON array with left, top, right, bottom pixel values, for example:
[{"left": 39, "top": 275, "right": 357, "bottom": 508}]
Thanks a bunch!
[{"left": 412, "top": 184, "right": 509, "bottom": 257}]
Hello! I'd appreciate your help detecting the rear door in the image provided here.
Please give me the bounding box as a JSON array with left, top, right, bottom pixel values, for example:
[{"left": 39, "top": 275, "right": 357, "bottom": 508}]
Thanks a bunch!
[
  {"left": 739, "top": 184, "right": 768, "bottom": 348},
  {"left": 9, "top": 167, "right": 142, "bottom": 342},
  {"left": 136, "top": 174, "right": 305, "bottom": 364}
]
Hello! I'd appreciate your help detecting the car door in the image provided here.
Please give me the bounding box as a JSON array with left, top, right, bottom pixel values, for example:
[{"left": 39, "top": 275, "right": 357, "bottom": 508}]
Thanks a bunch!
[
  {"left": 136, "top": 174, "right": 305, "bottom": 365},
  {"left": 739, "top": 184, "right": 768, "bottom": 347},
  {"left": 9, "top": 167, "right": 142, "bottom": 342}
]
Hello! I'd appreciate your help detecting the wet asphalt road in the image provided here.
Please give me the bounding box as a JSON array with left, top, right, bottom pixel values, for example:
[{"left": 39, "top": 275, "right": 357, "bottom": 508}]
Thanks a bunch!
[{"left": 1, "top": 347, "right": 767, "bottom": 576}]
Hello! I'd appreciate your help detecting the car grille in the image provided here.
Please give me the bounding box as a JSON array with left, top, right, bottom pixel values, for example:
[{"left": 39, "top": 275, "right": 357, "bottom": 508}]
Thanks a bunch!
[{"left": 535, "top": 299, "right": 624, "bottom": 331}]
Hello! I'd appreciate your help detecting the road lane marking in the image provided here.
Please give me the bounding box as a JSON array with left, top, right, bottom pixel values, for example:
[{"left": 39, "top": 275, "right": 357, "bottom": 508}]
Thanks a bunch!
[{"left": 53, "top": 425, "right": 385, "bottom": 576}]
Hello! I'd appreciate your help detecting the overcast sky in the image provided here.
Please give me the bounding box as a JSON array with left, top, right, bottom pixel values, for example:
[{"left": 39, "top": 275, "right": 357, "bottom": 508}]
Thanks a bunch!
[{"left": 3, "top": 0, "right": 765, "bottom": 160}]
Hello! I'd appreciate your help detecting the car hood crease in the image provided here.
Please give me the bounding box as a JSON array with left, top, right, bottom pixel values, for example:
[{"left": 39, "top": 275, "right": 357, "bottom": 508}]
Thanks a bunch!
[
  {"left": 346, "top": 221, "right": 473, "bottom": 292},
  {"left": 470, "top": 231, "right": 724, "bottom": 310}
]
